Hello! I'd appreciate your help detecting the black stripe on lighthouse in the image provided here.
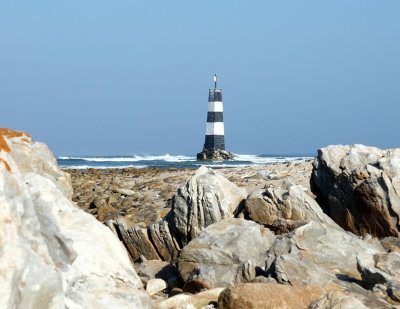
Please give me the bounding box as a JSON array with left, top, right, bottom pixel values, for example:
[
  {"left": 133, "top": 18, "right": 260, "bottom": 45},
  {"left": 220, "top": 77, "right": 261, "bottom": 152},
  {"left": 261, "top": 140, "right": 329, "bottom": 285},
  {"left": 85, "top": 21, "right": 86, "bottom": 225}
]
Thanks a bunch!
[{"left": 207, "top": 112, "right": 224, "bottom": 122}]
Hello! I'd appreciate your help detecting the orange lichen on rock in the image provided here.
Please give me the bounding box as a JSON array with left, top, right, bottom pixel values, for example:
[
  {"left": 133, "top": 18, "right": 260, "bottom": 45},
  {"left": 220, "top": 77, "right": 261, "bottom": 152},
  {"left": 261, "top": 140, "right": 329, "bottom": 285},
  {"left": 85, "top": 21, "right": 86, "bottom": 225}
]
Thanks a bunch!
[
  {"left": 0, "top": 134, "right": 11, "bottom": 152},
  {"left": 0, "top": 158, "right": 11, "bottom": 173},
  {"left": 0, "top": 128, "right": 32, "bottom": 152}
]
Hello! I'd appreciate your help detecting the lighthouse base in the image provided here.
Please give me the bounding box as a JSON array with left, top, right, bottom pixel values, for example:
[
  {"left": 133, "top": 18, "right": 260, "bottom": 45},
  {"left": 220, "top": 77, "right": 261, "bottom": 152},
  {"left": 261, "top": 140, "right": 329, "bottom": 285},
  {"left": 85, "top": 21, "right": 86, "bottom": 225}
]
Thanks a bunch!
[{"left": 196, "top": 149, "right": 234, "bottom": 161}]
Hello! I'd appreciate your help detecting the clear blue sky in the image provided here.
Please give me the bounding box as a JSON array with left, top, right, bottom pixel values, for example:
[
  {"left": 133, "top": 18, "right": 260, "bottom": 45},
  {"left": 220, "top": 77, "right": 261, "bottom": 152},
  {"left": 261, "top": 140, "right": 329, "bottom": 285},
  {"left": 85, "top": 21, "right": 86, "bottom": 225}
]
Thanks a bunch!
[{"left": 1, "top": 1, "right": 399, "bottom": 155}]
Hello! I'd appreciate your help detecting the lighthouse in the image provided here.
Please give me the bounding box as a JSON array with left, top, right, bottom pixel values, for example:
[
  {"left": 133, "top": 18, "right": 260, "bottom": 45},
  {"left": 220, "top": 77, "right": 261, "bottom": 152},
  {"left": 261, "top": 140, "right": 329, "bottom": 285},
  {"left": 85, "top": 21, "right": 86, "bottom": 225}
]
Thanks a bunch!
[{"left": 197, "top": 75, "right": 234, "bottom": 161}]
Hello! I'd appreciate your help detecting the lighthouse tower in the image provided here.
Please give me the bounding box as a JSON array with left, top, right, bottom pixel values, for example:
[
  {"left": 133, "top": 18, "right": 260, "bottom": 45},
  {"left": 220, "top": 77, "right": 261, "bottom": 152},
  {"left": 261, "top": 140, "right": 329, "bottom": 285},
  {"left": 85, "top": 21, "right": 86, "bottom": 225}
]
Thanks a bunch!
[{"left": 197, "top": 75, "right": 234, "bottom": 161}]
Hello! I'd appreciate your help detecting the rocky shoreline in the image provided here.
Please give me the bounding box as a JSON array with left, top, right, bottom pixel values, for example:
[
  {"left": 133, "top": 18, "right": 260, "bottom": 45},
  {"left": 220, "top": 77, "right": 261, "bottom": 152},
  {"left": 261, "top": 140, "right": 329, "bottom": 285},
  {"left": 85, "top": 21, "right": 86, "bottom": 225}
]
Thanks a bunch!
[
  {"left": 3, "top": 128, "right": 400, "bottom": 308},
  {"left": 65, "top": 159, "right": 314, "bottom": 227}
]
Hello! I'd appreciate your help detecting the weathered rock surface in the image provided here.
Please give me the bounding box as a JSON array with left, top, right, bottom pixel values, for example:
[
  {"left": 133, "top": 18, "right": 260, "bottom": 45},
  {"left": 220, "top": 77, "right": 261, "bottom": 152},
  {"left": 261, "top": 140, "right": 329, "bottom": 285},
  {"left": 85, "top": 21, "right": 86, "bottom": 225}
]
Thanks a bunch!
[
  {"left": 111, "top": 166, "right": 247, "bottom": 263},
  {"left": 178, "top": 218, "right": 276, "bottom": 288},
  {"left": 218, "top": 283, "right": 325, "bottom": 309},
  {"left": 357, "top": 252, "right": 400, "bottom": 287},
  {"left": 245, "top": 184, "right": 336, "bottom": 230},
  {"left": 264, "top": 221, "right": 396, "bottom": 307},
  {"left": 312, "top": 144, "right": 400, "bottom": 237},
  {"left": 381, "top": 237, "right": 400, "bottom": 253},
  {"left": 357, "top": 252, "right": 400, "bottom": 303},
  {"left": 196, "top": 149, "right": 234, "bottom": 161},
  {"left": 265, "top": 221, "right": 383, "bottom": 287},
  {"left": 0, "top": 129, "right": 152, "bottom": 308},
  {"left": 172, "top": 166, "right": 247, "bottom": 245},
  {"left": 309, "top": 292, "right": 370, "bottom": 309}
]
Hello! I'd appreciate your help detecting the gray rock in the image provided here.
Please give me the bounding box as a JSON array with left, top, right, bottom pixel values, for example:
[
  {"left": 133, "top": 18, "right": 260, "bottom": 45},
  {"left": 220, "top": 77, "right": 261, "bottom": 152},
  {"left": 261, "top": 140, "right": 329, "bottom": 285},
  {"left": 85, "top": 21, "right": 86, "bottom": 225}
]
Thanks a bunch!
[
  {"left": 357, "top": 251, "right": 400, "bottom": 303},
  {"left": 172, "top": 166, "right": 247, "bottom": 245},
  {"left": 308, "top": 292, "right": 370, "bottom": 309},
  {"left": 245, "top": 185, "right": 336, "bottom": 228},
  {"left": 265, "top": 221, "right": 383, "bottom": 287},
  {"left": 311, "top": 144, "right": 400, "bottom": 237},
  {"left": 178, "top": 218, "right": 276, "bottom": 288}
]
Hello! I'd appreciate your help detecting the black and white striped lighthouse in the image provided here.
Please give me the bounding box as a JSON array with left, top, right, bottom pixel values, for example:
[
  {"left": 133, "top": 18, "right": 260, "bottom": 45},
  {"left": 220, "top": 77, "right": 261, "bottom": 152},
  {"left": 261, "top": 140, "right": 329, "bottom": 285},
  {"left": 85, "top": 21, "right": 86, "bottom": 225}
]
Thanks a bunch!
[{"left": 197, "top": 75, "right": 234, "bottom": 160}]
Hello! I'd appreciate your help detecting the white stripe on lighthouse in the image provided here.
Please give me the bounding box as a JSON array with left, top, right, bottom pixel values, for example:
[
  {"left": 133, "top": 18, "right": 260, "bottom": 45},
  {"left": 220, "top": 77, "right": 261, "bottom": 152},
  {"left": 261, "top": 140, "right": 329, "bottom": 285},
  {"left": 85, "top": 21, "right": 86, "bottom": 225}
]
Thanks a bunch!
[
  {"left": 206, "top": 122, "right": 225, "bottom": 135},
  {"left": 208, "top": 101, "right": 224, "bottom": 112}
]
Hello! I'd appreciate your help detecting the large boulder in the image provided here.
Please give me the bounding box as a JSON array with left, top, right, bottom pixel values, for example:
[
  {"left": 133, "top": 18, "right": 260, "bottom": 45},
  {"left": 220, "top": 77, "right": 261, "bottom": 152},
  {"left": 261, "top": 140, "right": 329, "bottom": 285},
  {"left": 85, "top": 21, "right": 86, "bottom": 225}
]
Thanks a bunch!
[
  {"left": 172, "top": 166, "right": 247, "bottom": 245},
  {"left": 311, "top": 144, "right": 400, "bottom": 237},
  {"left": 0, "top": 129, "right": 152, "bottom": 308},
  {"left": 178, "top": 218, "right": 276, "bottom": 288},
  {"left": 218, "top": 283, "right": 325, "bottom": 309},
  {"left": 245, "top": 185, "right": 336, "bottom": 230},
  {"left": 265, "top": 221, "right": 383, "bottom": 287},
  {"left": 264, "top": 221, "right": 394, "bottom": 307}
]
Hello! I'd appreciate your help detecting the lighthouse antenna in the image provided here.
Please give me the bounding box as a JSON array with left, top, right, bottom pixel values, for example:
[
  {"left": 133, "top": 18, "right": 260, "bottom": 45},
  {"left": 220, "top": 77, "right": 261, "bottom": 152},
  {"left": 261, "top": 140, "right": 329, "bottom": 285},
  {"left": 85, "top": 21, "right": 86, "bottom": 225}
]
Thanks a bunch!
[{"left": 214, "top": 74, "right": 217, "bottom": 89}]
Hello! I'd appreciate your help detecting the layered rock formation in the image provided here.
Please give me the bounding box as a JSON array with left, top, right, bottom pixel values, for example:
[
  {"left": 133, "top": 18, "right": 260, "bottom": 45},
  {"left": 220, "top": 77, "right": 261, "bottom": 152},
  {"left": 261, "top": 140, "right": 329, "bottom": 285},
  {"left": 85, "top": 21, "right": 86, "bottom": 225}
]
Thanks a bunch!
[
  {"left": 0, "top": 129, "right": 151, "bottom": 308},
  {"left": 312, "top": 144, "right": 400, "bottom": 237},
  {"left": 172, "top": 166, "right": 247, "bottom": 244},
  {"left": 110, "top": 166, "right": 247, "bottom": 263}
]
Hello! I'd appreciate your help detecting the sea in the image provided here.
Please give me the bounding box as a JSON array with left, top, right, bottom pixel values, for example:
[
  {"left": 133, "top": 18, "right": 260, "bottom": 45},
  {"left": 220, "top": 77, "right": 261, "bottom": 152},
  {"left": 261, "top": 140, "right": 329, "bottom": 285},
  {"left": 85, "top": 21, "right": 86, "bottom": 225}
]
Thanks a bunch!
[{"left": 57, "top": 154, "right": 313, "bottom": 170}]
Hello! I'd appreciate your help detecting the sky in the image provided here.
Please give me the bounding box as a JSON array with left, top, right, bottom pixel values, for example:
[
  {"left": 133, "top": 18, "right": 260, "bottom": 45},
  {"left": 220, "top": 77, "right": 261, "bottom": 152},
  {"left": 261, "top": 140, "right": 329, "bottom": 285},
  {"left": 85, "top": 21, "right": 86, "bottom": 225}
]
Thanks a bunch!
[{"left": 1, "top": 1, "right": 400, "bottom": 156}]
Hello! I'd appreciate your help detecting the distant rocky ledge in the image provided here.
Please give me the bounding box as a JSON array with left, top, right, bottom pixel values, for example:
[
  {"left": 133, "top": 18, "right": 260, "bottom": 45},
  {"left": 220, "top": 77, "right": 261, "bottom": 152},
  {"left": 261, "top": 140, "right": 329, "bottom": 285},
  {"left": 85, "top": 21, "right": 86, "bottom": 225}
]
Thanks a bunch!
[{"left": 196, "top": 148, "right": 234, "bottom": 160}]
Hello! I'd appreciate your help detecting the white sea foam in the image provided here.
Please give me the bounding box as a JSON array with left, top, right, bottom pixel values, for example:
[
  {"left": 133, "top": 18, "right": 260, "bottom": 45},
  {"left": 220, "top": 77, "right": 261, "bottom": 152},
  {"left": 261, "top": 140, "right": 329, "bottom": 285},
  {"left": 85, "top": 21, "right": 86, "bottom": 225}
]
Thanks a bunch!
[
  {"left": 58, "top": 153, "right": 312, "bottom": 169},
  {"left": 58, "top": 154, "right": 195, "bottom": 162},
  {"left": 61, "top": 164, "right": 148, "bottom": 169},
  {"left": 233, "top": 154, "right": 309, "bottom": 164}
]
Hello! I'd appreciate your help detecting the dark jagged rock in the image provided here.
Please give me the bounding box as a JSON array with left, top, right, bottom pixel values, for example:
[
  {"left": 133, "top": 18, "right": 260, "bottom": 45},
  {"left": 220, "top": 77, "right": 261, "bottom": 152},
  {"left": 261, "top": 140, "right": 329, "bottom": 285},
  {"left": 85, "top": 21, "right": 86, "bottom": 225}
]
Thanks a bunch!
[
  {"left": 196, "top": 149, "right": 234, "bottom": 161},
  {"left": 311, "top": 144, "right": 400, "bottom": 238}
]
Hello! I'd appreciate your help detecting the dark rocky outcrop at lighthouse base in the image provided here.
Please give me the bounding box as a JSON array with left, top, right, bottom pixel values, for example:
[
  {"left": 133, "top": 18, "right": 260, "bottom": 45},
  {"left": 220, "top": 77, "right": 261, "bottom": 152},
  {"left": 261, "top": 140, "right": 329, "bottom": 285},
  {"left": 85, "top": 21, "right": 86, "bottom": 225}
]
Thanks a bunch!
[{"left": 196, "top": 148, "right": 234, "bottom": 160}]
